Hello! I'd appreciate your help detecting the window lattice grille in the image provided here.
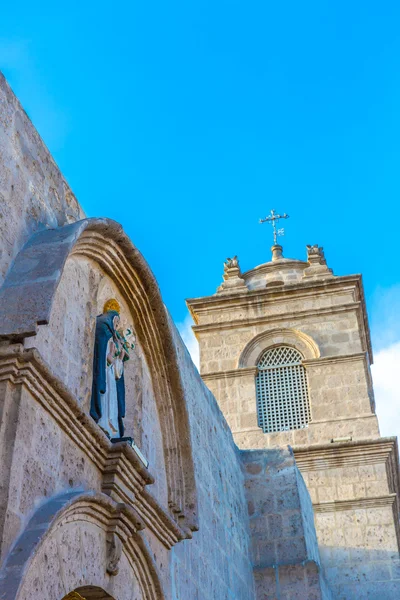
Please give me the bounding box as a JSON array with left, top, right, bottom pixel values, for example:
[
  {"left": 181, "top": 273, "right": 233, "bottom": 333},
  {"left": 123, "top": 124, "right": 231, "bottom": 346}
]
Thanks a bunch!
[{"left": 256, "top": 346, "right": 310, "bottom": 433}]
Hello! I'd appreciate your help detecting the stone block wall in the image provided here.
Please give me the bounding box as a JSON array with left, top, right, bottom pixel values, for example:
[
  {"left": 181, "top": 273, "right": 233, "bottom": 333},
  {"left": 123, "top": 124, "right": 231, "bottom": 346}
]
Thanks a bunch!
[
  {"left": 196, "top": 308, "right": 365, "bottom": 375},
  {"left": 0, "top": 302, "right": 258, "bottom": 600},
  {"left": 169, "top": 320, "right": 255, "bottom": 599},
  {"left": 0, "top": 73, "right": 84, "bottom": 287},
  {"left": 0, "top": 74, "right": 256, "bottom": 599},
  {"left": 295, "top": 439, "right": 400, "bottom": 599},
  {"left": 203, "top": 355, "right": 379, "bottom": 450},
  {"left": 241, "top": 447, "right": 333, "bottom": 599},
  {"left": 188, "top": 275, "right": 378, "bottom": 449}
]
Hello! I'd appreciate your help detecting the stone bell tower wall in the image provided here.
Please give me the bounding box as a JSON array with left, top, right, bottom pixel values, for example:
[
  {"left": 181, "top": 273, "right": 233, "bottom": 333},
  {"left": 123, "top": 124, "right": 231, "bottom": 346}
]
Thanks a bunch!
[
  {"left": 188, "top": 276, "right": 379, "bottom": 449},
  {"left": 187, "top": 250, "right": 400, "bottom": 598},
  {"left": 0, "top": 73, "right": 84, "bottom": 288}
]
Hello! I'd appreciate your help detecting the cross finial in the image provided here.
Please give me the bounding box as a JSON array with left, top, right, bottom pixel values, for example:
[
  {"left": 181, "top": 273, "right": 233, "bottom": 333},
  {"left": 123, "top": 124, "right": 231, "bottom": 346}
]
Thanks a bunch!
[{"left": 259, "top": 209, "right": 289, "bottom": 245}]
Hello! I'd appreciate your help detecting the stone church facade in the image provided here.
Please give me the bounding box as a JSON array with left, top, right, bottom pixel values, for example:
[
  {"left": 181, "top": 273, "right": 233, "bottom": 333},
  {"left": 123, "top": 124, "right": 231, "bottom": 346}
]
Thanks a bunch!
[{"left": 0, "top": 72, "right": 399, "bottom": 599}]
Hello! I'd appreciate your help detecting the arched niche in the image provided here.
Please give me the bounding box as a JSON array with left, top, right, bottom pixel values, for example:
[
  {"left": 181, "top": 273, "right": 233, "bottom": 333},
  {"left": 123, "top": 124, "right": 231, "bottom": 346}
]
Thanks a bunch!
[
  {"left": 23, "top": 252, "right": 167, "bottom": 503},
  {"left": 238, "top": 327, "right": 320, "bottom": 368},
  {"left": 0, "top": 218, "right": 198, "bottom": 532},
  {"left": 0, "top": 492, "right": 164, "bottom": 600}
]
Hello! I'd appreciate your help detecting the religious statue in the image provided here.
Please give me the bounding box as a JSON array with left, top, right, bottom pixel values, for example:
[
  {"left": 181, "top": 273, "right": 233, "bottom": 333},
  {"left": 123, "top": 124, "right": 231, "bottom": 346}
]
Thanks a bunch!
[{"left": 90, "top": 299, "right": 135, "bottom": 439}]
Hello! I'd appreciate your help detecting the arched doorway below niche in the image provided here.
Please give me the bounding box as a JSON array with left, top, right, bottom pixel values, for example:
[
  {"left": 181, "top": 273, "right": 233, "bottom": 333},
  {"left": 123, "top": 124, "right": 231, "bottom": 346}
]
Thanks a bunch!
[{"left": 63, "top": 587, "right": 115, "bottom": 600}]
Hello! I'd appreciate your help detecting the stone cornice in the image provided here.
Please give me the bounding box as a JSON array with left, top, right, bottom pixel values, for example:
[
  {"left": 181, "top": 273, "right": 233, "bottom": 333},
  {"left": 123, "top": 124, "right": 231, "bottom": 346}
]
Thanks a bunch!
[
  {"left": 202, "top": 367, "right": 257, "bottom": 382},
  {"left": 313, "top": 494, "right": 397, "bottom": 513},
  {"left": 192, "top": 303, "right": 360, "bottom": 334},
  {"left": 293, "top": 437, "right": 399, "bottom": 471},
  {"left": 187, "top": 273, "right": 373, "bottom": 363},
  {"left": 102, "top": 443, "right": 186, "bottom": 547},
  {"left": 302, "top": 352, "right": 367, "bottom": 366},
  {"left": 187, "top": 275, "right": 363, "bottom": 317},
  {"left": 201, "top": 355, "right": 370, "bottom": 381},
  {"left": 294, "top": 437, "right": 400, "bottom": 546},
  {"left": 0, "top": 345, "right": 188, "bottom": 548},
  {"left": 230, "top": 415, "right": 376, "bottom": 435}
]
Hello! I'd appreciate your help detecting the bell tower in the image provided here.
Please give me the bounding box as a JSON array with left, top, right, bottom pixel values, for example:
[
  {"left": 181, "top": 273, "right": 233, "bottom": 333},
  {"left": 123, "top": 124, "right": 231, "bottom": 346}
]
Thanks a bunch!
[
  {"left": 186, "top": 235, "right": 400, "bottom": 597},
  {"left": 187, "top": 242, "right": 379, "bottom": 448}
]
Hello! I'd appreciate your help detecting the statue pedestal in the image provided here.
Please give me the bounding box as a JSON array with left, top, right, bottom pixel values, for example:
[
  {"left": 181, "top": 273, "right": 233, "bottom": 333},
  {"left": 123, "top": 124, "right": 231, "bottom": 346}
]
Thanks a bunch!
[{"left": 111, "top": 437, "right": 149, "bottom": 468}]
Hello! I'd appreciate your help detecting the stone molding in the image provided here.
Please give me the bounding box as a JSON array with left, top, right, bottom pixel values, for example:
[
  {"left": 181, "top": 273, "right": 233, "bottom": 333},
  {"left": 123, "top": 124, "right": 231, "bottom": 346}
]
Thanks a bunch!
[
  {"left": 238, "top": 327, "right": 320, "bottom": 368},
  {"left": 313, "top": 494, "right": 397, "bottom": 513},
  {"left": 230, "top": 414, "right": 376, "bottom": 435},
  {"left": 310, "top": 413, "right": 377, "bottom": 425},
  {"left": 293, "top": 438, "right": 399, "bottom": 471},
  {"left": 187, "top": 275, "right": 363, "bottom": 317},
  {"left": 294, "top": 438, "right": 400, "bottom": 548},
  {"left": 192, "top": 302, "right": 359, "bottom": 333},
  {"left": 0, "top": 492, "right": 165, "bottom": 600},
  {"left": 0, "top": 218, "right": 198, "bottom": 533},
  {"left": 187, "top": 274, "right": 373, "bottom": 362},
  {"left": 201, "top": 367, "right": 257, "bottom": 382},
  {"left": 102, "top": 443, "right": 186, "bottom": 547},
  {"left": 0, "top": 345, "right": 188, "bottom": 546},
  {"left": 302, "top": 352, "right": 367, "bottom": 367}
]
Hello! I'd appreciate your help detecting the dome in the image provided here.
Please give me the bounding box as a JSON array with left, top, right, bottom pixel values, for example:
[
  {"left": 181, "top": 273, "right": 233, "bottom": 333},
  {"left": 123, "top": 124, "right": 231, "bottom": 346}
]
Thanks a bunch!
[{"left": 242, "top": 245, "right": 309, "bottom": 290}]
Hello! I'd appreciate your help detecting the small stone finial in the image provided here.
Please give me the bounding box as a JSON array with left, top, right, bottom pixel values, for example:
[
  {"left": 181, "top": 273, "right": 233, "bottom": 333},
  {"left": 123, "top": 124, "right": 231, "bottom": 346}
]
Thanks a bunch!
[
  {"left": 271, "top": 245, "right": 284, "bottom": 262},
  {"left": 303, "top": 244, "right": 333, "bottom": 279},
  {"left": 216, "top": 256, "right": 248, "bottom": 294},
  {"left": 224, "top": 255, "right": 239, "bottom": 269},
  {"left": 306, "top": 244, "right": 327, "bottom": 265}
]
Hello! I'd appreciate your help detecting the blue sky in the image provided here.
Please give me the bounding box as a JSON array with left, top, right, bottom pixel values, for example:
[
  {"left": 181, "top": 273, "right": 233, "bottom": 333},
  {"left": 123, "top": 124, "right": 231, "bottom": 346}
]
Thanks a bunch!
[{"left": 2, "top": 1, "right": 400, "bottom": 355}]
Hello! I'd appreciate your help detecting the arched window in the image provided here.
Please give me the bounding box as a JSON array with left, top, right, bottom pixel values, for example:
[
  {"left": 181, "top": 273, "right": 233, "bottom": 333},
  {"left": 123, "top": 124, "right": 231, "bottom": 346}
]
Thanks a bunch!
[{"left": 256, "top": 346, "right": 310, "bottom": 433}]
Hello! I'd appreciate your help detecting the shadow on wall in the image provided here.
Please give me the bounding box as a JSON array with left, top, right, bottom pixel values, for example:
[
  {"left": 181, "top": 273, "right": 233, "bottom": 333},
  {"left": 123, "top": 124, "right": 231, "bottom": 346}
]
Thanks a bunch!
[{"left": 320, "top": 546, "right": 400, "bottom": 600}]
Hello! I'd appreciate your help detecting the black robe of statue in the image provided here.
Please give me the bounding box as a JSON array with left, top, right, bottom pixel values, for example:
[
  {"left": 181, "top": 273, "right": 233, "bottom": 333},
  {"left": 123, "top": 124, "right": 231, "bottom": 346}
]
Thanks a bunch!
[{"left": 90, "top": 310, "right": 125, "bottom": 437}]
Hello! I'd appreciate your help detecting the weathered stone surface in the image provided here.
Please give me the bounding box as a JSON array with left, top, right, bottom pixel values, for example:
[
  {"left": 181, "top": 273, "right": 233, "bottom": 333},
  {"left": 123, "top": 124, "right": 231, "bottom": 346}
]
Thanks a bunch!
[
  {"left": 188, "top": 232, "right": 400, "bottom": 597},
  {"left": 0, "top": 73, "right": 84, "bottom": 290},
  {"left": 0, "top": 68, "right": 398, "bottom": 600}
]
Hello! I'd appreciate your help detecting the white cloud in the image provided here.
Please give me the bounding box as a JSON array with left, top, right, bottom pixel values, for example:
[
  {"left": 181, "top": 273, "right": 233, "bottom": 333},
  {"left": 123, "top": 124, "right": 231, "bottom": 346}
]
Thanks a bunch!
[
  {"left": 371, "top": 341, "right": 400, "bottom": 440},
  {"left": 369, "top": 284, "right": 400, "bottom": 440},
  {"left": 177, "top": 315, "right": 200, "bottom": 370},
  {"left": 369, "top": 284, "right": 400, "bottom": 351}
]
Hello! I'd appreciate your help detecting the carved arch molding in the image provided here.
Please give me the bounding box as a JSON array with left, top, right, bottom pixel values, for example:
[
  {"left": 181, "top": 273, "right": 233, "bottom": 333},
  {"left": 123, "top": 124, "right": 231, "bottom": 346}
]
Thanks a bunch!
[
  {"left": 238, "top": 327, "right": 320, "bottom": 368},
  {"left": 0, "top": 218, "right": 198, "bottom": 532},
  {"left": 0, "top": 492, "right": 163, "bottom": 600}
]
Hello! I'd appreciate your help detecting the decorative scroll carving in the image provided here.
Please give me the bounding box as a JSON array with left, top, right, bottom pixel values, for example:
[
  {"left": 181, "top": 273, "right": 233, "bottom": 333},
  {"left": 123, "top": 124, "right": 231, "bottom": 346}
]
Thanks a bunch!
[{"left": 106, "top": 531, "right": 123, "bottom": 576}]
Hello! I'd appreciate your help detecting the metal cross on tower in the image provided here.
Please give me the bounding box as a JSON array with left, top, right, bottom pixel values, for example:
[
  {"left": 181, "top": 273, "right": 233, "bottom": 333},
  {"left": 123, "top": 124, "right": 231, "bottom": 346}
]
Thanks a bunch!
[{"left": 259, "top": 209, "right": 289, "bottom": 245}]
